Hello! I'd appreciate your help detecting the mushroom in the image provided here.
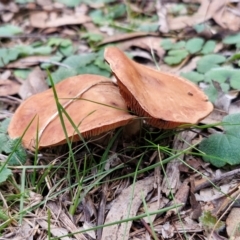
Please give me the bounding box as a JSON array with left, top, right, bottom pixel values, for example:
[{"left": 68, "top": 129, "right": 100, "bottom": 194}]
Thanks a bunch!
[
  {"left": 104, "top": 46, "right": 213, "bottom": 129},
  {"left": 8, "top": 74, "right": 136, "bottom": 150}
]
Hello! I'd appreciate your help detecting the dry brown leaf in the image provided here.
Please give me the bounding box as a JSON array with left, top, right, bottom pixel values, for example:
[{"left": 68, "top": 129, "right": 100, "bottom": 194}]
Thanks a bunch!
[
  {"left": 6, "top": 56, "right": 53, "bottom": 68},
  {"left": 168, "top": 0, "right": 226, "bottom": 30},
  {"left": 30, "top": 11, "right": 91, "bottom": 28},
  {"left": 98, "top": 32, "right": 158, "bottom": 46},
  {"left": 213, "top": 3, "right": 240, "bottom": 31},
  {"left": 47, "top": 201, "right": 87, "bottom": 240},
  {"left": 0, "top": 1, "right": 19, "bottom": 13},
  {"left": 156, "top": 0, "right": 169, "bottom": 33},
  {"left": 18, "top": 67, "right": 48, "bottom": 100},
  {"left": 105, "top": 46, "right": 213, "bottom": 129},
  {"left": 162, "top": 131, "right": 197, "bottom": 195},
  {"left": 154, "top": 218, "right": 202, "bottom": 236},
  {"left": 117, "top": 36, "right": 166, "bottom": 62},
  {"left": 201, "top": 109, "right": 227, "bottom": 127},
  {"left": 101, "top": 176, "right": 154, "bottom": 240},
  {"left": 226, "top": 208, "right": 240, "bottom": 238},
  {"left": 8, "top": 74, "right": 136, "bottom": 150},
  {"left": 2, "top": 12, "right": 14, "bottom": 22},
  {"left": 0, "top": 79, "right": 20, "bottom": 96},
  {"left": 37, "top": 219, "right": 71, "bottom": 240}
]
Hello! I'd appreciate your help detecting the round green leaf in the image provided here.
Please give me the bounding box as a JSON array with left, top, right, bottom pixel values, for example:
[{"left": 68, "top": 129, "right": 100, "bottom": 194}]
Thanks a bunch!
[
  {"left": 201, "top": 40, "right": 216, "bottom": 54},
  {"left": 205, "top": 68, "right": 240, "bottom": 90},
  {"left": 197, "top": 54, "right": 226, "bottom": 73},
  {"left": 199, "top": 113, "right": 240, "bottom": 167},
  {"left": 186, "top": 37, "right": 204, "bottom": 54},
  {"left": 180, "top": 71, "right": 204, "bottom": 83},
  {"left": 0, "top": 166, "right": 12, "bottom": 184},
  {"left": 0, "top": 24, "right": 23, "bottom": 37},
  {"left": 161, "top": 39, "right": 174, "bottom": 50},
  {"left": 172, "top": 41, "right": 186, "bottom": 50},
  {"left": 223, "top": 33, "right": 240, "bottom": 45}
]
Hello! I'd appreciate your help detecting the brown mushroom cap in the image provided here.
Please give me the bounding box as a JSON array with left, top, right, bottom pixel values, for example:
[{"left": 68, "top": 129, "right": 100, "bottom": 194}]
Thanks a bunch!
[
  {"left": 8, "top": 74, "right": 136, "bottom": 150},
  {"left": 104, "top": 46, "right": 213, "bottom": 129}
]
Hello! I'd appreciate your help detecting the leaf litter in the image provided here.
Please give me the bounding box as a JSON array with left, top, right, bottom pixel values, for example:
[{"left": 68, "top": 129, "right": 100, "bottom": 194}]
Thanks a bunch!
[{"left": 1, "top": 0, "right": 240, "bottom": 239}]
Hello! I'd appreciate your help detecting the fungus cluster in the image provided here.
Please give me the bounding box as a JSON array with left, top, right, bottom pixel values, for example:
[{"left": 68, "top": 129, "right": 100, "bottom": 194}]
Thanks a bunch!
[{"left": 8, "top": 47, "right": 213, "bottom": 150}]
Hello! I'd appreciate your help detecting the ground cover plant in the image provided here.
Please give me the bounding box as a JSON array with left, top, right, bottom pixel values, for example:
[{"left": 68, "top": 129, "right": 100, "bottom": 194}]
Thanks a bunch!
[{"left": 1, "top": 0, "right": 240, "bottom": 239}]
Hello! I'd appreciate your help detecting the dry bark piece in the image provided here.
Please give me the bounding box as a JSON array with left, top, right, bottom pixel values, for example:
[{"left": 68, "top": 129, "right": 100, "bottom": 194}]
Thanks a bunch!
[
  {"left": 8, "top": 74, "right": 136, "bottom": 150},
  {"left": 104, "top": 46, "right": 213, "bottom": 129}
]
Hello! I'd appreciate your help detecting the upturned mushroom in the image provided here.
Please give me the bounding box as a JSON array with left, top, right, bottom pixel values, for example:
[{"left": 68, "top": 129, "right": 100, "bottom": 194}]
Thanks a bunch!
[
  {"left": 8, "top": 74, "right": 136, "bottom": 150},
  {"left": 104, "top": 46, "right": 213, "bottom": 129}
]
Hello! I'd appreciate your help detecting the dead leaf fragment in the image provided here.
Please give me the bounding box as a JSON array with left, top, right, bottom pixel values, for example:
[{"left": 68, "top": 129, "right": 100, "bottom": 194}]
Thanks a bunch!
[
  {"left": 226, "top": 208, "right": 240, "bottom": 239},
  {"left": 0, "top": 79, "right": 20, "bottom": 96},
  {"left": 47, "top": 201, "right": 87, "bottom": 240},
  {"left": 30, "top": 11, "right": 91, "bottom": 28},
  {"left": 101, "top": 176, "right": 154, "bottom": 240},
  {"left": 7, "top": 56, "right": 52, "bottom": 69},
  {"left": 168, "top": 0, "right": 226, "bottom": 31},
  {"left": 19, "top": 67, "right": 48, "bottom": 100},
  {"left": 213, "top": 3, "right": 240, "bottom": 31}
]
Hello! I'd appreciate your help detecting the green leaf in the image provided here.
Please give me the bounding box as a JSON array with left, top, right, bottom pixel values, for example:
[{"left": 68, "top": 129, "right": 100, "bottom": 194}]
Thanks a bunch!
[
  {"left": 193, "top": 23, "right": 207, "bottom": 33},
  {"left": 0, "top": 45, "right": 52, "bottom": 67},
  {"left": 84, "top": 0, "right": 115, "bottom": 3},
  {"left": 0, "top": 166, "right": 12, "bottom": 184},
  {"left": 48, "top": 68, "right": 78, "bottom": 85},
  {"left": 164, "top": 49, "right": 189, "bottom": 65},
  {"left": 59, "top": 44, "right": 74, "bottom": 57},
  {"left": 108, "top": 3, "right": 126, "bottom": 20},
  {"left": 55, "top": 0, "right": 83, "bottom": 7},
  {"left": 0, "top": 48, "right": 19, "bottom": 67},
  {"left": 40, "top": 55, "right": 63, "bottom": 69},
  {"left": 204, "top": 84, "right": 218, "bottom": 103},
  {"left": 199, "top": 211, "right": 224, "bottom": 231},
  {"left": 204, "top": 81, "right": 229, "bottom": 103},
  {"left": 171, "top": 40, "right": 186, "bottom": 50},
  {"left": 15, "top": 0, "right": 33, "bottom": 3},
  {"left": 0, "top": 118, "right": 10, "bottom": 133},
  {"left": 169, "top": 4, "right": 187, "bottom": 15},
  {"left": 205, "top": 68, "right": 240, "bottom": 90},
  {"left": 47, "top": 38, "right": 72, "bottom": 48},
  {"left": 196, "top": 54, "right": 226, "bottom": 73},
  {"left": 82, "top": 33, "right": 104, "bottom": 43},
  {"left": 63, "top": 53, "right": 97, "bottom": 69},
  {"left": 0, "top": 24, "right": 23, "bottom": 36},
  {"left": 90, "top": 9, "right": 111, "bottom": 25},
  {"left": 227, "top": 52, "right": 240, "bottom": 62},
  {"left": 77, "top": 64, "right": 111, "bottom": 77},
  {"left": 14, "top": 69, "right": 31, "bottom": 79},
  {"left": 180, "top": 71, "right": 204, "bottom": 83},
  {"left": 199, "top": 113, "right": 240, "bottom": 167},
  {"left": 137, "top": 23, "right": 159, "bottom": 32},
  {"left": 161, "top": 39, "right": 174, "bottom": 50},
  {"left": 223, "top": 33, "right": 240, "bottom": 45},
  {"left": 31, "top": 46, "right": 52, "bottom": 55},
  {"left": 185, "top": 37, "right": 204, "bottom": 54},
  {"left": 0, "top": 133, "right": 9, "bottom": 152},
  {"left": 201, "top": 40, "right": 216, "bottom": 54},
  {"left": 0, "top": 137, "right": 27, "bottom": 166},
  {"left": 6, "top": 140, "right": 27, "bottom": 166}
]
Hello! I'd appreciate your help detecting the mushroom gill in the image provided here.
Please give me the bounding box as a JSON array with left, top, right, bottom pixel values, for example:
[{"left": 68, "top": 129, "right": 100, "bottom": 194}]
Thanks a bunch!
[
  {"left": 8, "top": 74, "right": 136, "bottom": 150},
  {"left": 104, "top": 46, "right": 213, "bottom": 129}
]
